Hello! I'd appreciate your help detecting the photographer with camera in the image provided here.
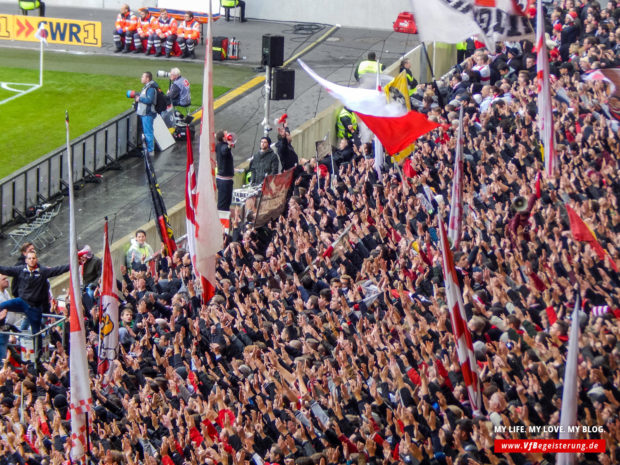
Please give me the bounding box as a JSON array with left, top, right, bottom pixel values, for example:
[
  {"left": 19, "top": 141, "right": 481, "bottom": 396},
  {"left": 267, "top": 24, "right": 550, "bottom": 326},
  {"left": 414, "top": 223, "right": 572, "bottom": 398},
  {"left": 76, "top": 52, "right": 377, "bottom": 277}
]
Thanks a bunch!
[{"left": 161, "top": 67, "right": 191, "bottom": 108}]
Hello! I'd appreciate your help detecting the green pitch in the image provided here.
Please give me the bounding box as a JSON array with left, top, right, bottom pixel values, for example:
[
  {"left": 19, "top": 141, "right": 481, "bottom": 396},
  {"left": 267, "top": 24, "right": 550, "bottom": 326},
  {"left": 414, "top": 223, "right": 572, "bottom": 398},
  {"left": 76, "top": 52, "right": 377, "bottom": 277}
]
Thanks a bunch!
[{"left": 0, "top": 47, "right": 256, "bottom": 179}]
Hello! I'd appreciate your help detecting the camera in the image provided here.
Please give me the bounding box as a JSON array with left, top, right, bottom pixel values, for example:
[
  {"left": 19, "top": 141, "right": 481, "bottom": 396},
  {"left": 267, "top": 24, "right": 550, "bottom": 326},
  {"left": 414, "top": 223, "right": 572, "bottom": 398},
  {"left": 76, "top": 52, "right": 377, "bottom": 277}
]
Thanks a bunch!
[
  {"left": 157, "top": 70, "right": 170, "bottom": 78},
  {"left": 126, "top": 90, "right": 136, "bottom": 98}
]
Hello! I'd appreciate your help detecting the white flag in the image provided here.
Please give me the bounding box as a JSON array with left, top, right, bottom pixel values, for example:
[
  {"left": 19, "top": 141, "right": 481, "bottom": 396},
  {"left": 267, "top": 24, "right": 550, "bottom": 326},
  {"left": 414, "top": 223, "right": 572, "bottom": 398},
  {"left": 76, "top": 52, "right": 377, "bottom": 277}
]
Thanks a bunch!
[
  {"left": 557, "top": 297, "right": 580, "bottom": 465},
  {"left": 66, "top": 112, "right": 92, "bottom": 461},
  {"left": 194, "top": 1, "right": 222, "bottom": 302},
  {"left": 536, "top": 0, "right": 556, "bottom": 179},
  {"left": 448, "top": 106, "right": 464, "bottom": 249},
  {"left": 98, "top": 218, "right": 119, "bottom": 386},
  {"left": 35, "top": 22, "right": 48, "bottom": 44}
]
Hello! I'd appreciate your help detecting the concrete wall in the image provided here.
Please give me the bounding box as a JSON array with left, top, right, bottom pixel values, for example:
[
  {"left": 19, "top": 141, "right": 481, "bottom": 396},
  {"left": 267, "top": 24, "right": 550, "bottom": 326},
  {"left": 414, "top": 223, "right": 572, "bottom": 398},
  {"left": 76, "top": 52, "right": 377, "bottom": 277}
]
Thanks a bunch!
[{"left": 33, "top": 0, "right": 412, "bottom": 30}]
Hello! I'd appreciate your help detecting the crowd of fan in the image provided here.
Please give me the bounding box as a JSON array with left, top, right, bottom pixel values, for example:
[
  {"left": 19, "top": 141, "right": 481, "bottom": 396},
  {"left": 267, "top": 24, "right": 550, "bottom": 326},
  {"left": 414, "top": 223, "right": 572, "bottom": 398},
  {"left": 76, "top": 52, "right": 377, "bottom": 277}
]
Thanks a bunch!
[{"left": 1, "top": 1, "right": 620, "bottom": 464}]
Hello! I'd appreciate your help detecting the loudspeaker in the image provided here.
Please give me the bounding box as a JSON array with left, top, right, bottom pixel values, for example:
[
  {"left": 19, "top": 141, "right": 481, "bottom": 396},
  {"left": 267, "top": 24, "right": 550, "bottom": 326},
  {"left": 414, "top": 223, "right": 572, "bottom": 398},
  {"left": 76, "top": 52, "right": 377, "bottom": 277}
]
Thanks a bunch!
[
  {"left": 272, "top": 68, "right": 295, "bottom": 100},
  {"left": 262, "top": 34, "right": 284, "bottom": 67}
]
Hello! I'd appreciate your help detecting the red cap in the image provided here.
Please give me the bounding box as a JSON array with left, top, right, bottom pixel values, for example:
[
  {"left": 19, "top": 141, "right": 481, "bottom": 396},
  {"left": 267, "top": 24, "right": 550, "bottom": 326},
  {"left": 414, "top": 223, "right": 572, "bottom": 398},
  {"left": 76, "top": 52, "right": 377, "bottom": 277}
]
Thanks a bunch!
[{"left": 569, "top": 11, "right": 578, "bottom": 18}]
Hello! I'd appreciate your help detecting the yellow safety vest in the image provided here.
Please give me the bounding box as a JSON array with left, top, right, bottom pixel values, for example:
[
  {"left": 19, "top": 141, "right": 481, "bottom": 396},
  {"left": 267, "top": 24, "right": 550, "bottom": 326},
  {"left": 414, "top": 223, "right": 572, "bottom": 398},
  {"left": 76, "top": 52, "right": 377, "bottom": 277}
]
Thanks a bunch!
[
  {"left": 357, "top": 60, "right": 380, "bottom": 76},
  {"left": 456, "top": 42, "right": 467, "bottom": 50},
  {"left": 19, "top": 0, "right": 40, "bottom": 9},
  {"left": 221, "top": 0, "right": 239, "bottom": 7},
  {"left": 336, "top": 108, "right": 357, "bottom": 139}
]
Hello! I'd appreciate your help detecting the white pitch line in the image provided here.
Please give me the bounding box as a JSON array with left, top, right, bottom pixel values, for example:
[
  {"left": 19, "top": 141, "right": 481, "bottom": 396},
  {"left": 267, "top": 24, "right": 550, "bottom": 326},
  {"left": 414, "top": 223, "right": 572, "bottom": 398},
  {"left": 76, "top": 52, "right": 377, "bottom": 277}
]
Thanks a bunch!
[{"left": 0, "top": 83, "right": 41, "bottom": 106}]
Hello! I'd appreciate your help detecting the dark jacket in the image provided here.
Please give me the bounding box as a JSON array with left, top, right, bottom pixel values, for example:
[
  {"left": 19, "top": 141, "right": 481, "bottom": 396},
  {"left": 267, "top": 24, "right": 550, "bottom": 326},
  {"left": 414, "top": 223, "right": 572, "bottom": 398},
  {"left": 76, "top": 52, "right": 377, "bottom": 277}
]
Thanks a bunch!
[
  {"left": 82, "top": 256, "right": 102, "bottom": 286},
  {"left": 275, "top": 135, "right": 298, "bottom": 171},
  {"left": 216, "top": 142, "right": 234, "bottom": 178},
  {"left": 10, "top": 255, "right": 26, "bottom": 297},
  {"left": 0, "top": 263, "right": 70, "bottom": 311},
  {"left": 249, "top": 148, "right": 279, "bottom": 185}
]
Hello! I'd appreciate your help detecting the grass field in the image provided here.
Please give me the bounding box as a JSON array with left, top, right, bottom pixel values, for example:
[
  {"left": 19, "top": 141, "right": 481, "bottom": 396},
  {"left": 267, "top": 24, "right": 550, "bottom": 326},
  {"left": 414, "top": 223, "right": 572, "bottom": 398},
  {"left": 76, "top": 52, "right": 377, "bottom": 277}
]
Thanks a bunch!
[{"left": 0, "top": 47, "right": 256, "bottom": 179}]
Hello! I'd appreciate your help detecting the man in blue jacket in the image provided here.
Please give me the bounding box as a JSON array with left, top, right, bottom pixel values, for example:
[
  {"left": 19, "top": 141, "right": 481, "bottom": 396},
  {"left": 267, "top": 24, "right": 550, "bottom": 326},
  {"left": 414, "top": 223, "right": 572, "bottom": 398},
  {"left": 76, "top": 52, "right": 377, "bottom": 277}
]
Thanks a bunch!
[{"left": 135, "top": 71, "right": 158, "bottom": 156}]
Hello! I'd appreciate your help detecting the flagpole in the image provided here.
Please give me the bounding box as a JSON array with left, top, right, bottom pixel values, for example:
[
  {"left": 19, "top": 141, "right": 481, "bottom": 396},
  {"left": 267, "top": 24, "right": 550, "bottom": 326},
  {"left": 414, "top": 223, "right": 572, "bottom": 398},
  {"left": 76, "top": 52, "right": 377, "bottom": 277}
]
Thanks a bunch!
[{"left": 39, "top": 39, "right": 43, "bottom": 86}]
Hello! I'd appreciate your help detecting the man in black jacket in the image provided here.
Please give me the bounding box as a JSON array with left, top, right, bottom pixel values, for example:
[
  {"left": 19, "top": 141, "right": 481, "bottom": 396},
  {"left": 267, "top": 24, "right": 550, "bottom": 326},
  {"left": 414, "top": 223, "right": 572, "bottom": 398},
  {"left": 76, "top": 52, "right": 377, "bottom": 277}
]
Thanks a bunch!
[
  {"left": 275, "top": 126, "right": 298, "bottom": 172},
  {"left": 0, "top": 251, "right": 69, "bottom": 334},
  {"left": 215, "top": 130, "right": 235, "bottom": 211},
  {"left": 249, "top": 136, "right": 279, "bottom": 186}
]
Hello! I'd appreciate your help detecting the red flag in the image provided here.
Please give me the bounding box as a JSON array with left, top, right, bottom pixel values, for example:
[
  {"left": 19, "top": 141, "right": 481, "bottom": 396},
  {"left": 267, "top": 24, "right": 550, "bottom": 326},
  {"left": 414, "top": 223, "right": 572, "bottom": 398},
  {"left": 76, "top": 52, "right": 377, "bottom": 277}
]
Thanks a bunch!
[
  {"left": 534, "top": 171, "right": 542, "bottom": 199},
  {"left": 356, "top": 111, "right": 440, "bottom": 155},
  {"left": 98, "top": 218, "right": 120, "bottom": 385},
  {"left": 437, "top": 216, "right": 481, "bottom": 414},
  {"left": 193, "top": 1, "right": 221, "bottom": 303},
  {"left": 565, "top": 204, "right": 618, "bottom": 272},
  {"left": 66, "top": 111, "right": 92, "bottom": 461}
]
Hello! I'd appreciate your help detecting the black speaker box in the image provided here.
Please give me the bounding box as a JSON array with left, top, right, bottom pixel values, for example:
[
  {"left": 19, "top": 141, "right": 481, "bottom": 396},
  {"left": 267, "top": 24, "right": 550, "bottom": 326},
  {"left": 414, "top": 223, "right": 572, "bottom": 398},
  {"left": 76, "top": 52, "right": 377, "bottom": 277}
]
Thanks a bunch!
[
  {"left": 272, "top": 68, "right": 295, "bottom": 100},
  {"left": 262, "top": 34, "right": 284, "bottom": 67}
]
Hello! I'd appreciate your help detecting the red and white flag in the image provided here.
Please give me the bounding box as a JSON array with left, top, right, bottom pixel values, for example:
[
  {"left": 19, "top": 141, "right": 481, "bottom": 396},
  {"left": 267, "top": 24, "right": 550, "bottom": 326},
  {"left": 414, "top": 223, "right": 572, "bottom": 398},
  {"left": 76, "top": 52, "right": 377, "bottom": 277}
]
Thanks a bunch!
[
  {"left": 448, "top": 106, "right": 464, "bottom": 250},
  {"left": 98, "top": 218, "right": 119, "bottom": 386},
  {"left": 438, "top": 216, "right": 481, "bottom": 414},
  {"left": 536, "top": 0, "right": 556, "bottom": 179},
  {"left": 557, "top": 297, "right": 580, "bottom": 465},
  {"left": 298, "top": 59, "right": 439, "bottom": 155},
  {"left": 35, "top": 22, "right": 48, "bottom": 44},
  {"left": 66, "top": 111, "right": 92, "bottom": 461},
  {"left": 193, "top": 1, "right": 222, "bottom": 303}
]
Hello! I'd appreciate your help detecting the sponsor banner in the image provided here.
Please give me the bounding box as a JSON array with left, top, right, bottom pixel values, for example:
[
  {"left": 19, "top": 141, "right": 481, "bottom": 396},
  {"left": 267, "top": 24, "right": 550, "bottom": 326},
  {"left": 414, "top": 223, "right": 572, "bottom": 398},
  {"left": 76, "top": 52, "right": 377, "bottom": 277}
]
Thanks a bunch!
[{"left": 0, "top": 15, "right": 101, "bottom": 47}]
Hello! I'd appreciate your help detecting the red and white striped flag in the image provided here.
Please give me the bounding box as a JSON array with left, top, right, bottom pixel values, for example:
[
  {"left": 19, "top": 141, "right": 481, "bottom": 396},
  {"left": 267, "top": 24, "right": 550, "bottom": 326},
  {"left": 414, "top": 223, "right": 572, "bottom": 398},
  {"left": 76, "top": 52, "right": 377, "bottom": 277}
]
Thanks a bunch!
[
  {"left": 193, "top": 0, "right": 222, "bottom": 303},
  {"left": 66, "top": 111, "right": 92, "bottom": 461},
  {"left": 98, "top": 218, "right": 119, "bottom": 386},
  {"left": 448, "top": 106, "right": 464, "bottom": 250},
  {"left": 438, "top": 216, "right": 481, "bottom": 414},
  {"left": 558, "top": 297, "right": 580, "bottom": 465},
  {"left": 536, "top": 0, "right": 556, "bottom": 179}
]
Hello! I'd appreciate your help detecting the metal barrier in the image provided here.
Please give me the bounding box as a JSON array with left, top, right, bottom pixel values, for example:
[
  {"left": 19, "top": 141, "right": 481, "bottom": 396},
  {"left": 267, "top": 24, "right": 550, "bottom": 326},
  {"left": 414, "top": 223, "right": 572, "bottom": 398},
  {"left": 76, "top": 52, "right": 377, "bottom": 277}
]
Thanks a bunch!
[{"left": 0, "top": 109, "right": 139, "bottom": 228}]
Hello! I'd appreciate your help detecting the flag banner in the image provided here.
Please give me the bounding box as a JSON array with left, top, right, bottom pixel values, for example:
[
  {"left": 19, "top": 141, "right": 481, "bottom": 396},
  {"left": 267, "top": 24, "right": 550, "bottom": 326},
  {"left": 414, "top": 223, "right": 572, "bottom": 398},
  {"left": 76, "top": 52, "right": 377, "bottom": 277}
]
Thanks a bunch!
[
  {"left": 448, "top": 106, "right": 464, "bottom": 250},
  {"left": 194, "top": 0, "right": 222, "bottom": 303},
  {"left": 254, "top": 168, "right": 295, "bottom": 228},
  {"left": 144, "top": 154, "right": 177, "bottom": 256},
  {"left": 557, "top": 297, "right": 580, "bottom": 465},
  {"left": 98, "top": 218, "right": 120, "bottom": 386},
  {"left": 536, "top": 0, "right": 556, "bottom": 178},
  {"left": 583, "top": 68, "right": 620, "bottom": 120},
  {"left": 392, "top": 143, "right": 415, "bottom": 164},
  {"left": 34, "top": 22, "right": 48, "bottom": 44},
  {"left": 185, "top": 130, "right": 200, "bottom": 275},
  {"left": 66, "top": 111, "right": 92, "bottom": 461},
  {"left": 384, "top": 70, "right": 411, "bottom": 111},
  {"left": 410, "top": 0, "right": 533, "bottom": 50},
  {"left": 565, "top": 204, "right": 618, "bottom": 272},
  {"left": 316, "top": 139, "right": 332, "bottom": 159},
  {"left": 299, "top": 59, "right": 440, "bottom": 154},
  {"left": 437, "top": 215, "right": 482, "bottom": 413}
]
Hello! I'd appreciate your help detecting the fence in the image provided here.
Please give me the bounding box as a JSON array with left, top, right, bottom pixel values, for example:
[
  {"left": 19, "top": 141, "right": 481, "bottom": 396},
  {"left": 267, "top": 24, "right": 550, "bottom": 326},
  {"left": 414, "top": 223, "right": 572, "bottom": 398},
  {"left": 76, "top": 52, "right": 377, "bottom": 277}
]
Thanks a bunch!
[{"left": 0, "top": 109, "right": 139, "bottom": 228}]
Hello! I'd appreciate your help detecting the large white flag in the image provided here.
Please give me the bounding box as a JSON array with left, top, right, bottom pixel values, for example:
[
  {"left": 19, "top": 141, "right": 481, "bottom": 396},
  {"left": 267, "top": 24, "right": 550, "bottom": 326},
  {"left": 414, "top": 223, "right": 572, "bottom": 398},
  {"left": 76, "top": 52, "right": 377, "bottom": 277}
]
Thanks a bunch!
[
  {"left": 448, "top": 106, "right": 464, "bottom": 249},
  {"left": 410, "top": 0, "right": 533, "bottom": 50},
  {"left": 193, "top": 1, "right": 221, "bottom": 302},
  {"left": 536, "top": 0, "right": 556, "bottom": 179},
  {"left": 98, "top": 218, "right": 119, "bottom": 386},
  {"left": 557, "top": 297, "right": 580, "bottom": 465},
  {"left": 66, "top": 112, "right": 92, "bottom": 461}
]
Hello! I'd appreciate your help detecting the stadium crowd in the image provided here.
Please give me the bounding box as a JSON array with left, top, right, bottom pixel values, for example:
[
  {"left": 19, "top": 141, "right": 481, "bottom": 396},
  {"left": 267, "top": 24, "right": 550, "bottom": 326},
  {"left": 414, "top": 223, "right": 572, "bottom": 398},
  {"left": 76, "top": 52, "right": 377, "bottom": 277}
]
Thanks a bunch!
[{"left": 1, "top": 0, "right": 620, "bottom": 464}]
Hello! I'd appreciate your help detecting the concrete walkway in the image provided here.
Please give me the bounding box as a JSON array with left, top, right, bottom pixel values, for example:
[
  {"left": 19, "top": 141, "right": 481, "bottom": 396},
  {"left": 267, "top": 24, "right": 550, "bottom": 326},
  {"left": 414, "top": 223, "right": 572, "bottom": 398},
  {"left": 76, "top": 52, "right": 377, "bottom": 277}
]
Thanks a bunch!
[{"left": 0, "top": 3, "right": 420, "bottom": 266}]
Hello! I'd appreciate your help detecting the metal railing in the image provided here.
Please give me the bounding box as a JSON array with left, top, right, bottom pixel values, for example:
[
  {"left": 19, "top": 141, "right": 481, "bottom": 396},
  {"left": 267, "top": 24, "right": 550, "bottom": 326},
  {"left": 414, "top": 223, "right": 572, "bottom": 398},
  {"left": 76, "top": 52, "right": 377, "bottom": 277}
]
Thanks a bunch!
[{"left": 0, "top": 109, "right": 139, "bottom": 228}]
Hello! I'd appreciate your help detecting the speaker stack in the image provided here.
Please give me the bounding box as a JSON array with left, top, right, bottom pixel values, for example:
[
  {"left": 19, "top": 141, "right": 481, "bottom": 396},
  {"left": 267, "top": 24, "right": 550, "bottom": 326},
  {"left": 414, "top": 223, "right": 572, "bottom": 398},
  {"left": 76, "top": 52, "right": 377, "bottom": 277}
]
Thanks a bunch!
[{"left": 261, "top": 34, "right": 294, "bottom": 100}]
